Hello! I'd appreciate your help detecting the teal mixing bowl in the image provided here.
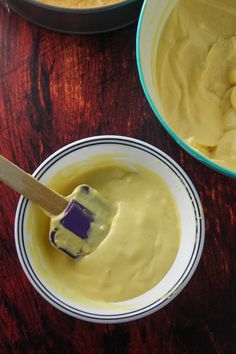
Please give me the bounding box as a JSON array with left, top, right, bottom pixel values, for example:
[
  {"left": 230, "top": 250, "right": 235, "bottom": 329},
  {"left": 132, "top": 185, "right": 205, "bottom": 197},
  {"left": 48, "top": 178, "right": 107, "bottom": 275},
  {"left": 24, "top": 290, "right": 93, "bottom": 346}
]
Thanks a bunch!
[{"left": 136, "top": 0, "right": 236, "bottom": 178}]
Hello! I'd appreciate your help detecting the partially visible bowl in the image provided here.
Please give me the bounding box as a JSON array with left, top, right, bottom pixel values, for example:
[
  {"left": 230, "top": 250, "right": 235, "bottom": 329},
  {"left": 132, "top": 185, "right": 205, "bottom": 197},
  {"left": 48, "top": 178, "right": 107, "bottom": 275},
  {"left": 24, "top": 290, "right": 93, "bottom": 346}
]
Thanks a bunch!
[
  {"left": 15, "top": 135, "right": 204, "bottom": 323},
  {"left": 136, "top": 0, "right": 236, "bottom": 178},
  {"left": 3, "top": 0, "right": 143, "bottom": 34}
]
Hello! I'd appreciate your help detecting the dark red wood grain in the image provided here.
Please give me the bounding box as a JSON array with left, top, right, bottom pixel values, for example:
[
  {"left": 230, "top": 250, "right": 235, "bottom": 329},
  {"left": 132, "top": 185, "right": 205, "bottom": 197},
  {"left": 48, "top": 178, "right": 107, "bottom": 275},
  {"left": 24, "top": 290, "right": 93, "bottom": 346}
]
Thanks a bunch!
[{"left": 0, "top": 5, "right": 235, "bottom": 354}]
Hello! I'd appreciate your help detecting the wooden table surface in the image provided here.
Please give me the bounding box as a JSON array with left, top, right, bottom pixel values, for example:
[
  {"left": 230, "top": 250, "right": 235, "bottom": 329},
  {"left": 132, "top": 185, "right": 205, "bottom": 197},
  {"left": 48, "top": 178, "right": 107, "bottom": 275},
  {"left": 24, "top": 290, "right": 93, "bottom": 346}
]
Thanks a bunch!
[{"left": 0, "top": 5, "right": 235, "bottom": 354}]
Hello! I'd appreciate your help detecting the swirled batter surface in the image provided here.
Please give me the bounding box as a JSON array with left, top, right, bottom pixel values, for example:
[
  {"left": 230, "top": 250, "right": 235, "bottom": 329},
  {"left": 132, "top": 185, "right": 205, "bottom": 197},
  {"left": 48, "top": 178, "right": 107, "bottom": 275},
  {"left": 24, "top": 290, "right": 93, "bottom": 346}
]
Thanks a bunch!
[
  {"left": 27, "top": 157, "right": 180, "bottom": 304},
  {"left": 156, "top": 0, "right": 236, "bottom": 171}
]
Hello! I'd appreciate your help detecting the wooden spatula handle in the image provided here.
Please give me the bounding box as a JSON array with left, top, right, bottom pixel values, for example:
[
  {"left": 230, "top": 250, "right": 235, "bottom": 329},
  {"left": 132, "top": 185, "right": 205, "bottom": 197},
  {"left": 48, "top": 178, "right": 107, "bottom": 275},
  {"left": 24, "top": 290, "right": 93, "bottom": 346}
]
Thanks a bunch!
[{"left": 0, "top": 155, "right": 68, "bottom": 215}]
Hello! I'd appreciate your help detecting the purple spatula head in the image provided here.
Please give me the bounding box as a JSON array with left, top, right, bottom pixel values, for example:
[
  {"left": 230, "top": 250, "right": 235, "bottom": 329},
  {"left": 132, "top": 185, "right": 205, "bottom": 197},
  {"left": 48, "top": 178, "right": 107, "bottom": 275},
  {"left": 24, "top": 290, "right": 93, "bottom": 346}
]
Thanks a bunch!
[
  {"left": 49, "top": 185, "right": 116, "bottom": 259},
  {"left": 60, "top": 199, "right": 94, "bottom": 240}
]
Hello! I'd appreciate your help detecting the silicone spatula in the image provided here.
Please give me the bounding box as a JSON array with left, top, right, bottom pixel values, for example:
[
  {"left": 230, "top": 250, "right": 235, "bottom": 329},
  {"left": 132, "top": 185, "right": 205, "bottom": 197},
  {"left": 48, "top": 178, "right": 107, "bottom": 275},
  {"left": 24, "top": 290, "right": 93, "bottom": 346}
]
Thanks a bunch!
[{"left": 0, "top": 155, "right": 115, "bottom": 259}]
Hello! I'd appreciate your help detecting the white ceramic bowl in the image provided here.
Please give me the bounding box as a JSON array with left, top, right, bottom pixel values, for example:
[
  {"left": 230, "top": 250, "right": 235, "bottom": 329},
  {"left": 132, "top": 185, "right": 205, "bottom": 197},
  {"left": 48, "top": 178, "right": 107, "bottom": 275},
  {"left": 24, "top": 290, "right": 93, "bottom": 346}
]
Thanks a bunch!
[
  {"left": 136, "top": 0, "right": 236, "bottom": 178},
  {"left": 15, "top": 135, "right": 204, "bottom": 323}
]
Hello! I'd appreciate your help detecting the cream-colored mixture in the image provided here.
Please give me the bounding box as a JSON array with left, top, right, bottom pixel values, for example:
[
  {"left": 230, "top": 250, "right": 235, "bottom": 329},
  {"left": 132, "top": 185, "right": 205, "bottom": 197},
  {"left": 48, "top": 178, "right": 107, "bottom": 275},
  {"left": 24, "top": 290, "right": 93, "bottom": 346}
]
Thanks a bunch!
[
  {"left": 38, "top": 0, "right": 124, "bottom": 8},
  {"left": 27, "top": 156, "right": 180, "bottom": 303},
  {"left": 156, "top": 0, "right": 236, "bottom": 171}
]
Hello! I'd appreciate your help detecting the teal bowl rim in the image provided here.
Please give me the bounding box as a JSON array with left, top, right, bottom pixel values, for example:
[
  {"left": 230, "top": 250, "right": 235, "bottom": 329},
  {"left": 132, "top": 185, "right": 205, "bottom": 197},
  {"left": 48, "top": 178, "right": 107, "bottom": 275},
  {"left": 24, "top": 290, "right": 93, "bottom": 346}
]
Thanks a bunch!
[{"left": 136, "top": 0, "right": 236, "bottom": 179}]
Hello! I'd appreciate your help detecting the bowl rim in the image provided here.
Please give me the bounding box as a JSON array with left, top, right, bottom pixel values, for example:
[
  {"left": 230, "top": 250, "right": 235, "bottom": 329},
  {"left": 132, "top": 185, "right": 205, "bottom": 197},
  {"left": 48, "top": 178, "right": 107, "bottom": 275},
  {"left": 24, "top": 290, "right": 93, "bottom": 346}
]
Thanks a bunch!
[
  {"left": 19, "top": 0, "right": 137, "bottom": 13},
  {"left": 136, "top": 0, "right": 236, "bottom": 179},
  {"left": 14, "top": 135, "right": 205, "bottom": 323}
]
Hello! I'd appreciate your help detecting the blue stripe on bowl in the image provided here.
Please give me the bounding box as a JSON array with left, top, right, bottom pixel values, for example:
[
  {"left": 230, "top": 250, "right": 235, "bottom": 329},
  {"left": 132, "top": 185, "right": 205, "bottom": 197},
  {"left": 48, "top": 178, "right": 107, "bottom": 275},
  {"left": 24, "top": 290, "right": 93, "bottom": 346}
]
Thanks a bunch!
[{"left": 15, "top": 136, "right": 204, "bottom": 322}]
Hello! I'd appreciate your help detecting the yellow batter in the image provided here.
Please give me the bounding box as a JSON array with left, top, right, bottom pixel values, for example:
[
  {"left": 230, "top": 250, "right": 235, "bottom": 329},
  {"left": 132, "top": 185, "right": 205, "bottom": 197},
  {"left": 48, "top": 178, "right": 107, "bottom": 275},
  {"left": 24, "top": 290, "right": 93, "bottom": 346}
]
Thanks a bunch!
[
  {"left": 156, "top": 0, "right": 236, "bottom": 171},
  {"left": 26, "top": 156, "right": 180, "bottom": 304},
  {"left": 38, "top": 0, "right": 124, "bottom": 8}
]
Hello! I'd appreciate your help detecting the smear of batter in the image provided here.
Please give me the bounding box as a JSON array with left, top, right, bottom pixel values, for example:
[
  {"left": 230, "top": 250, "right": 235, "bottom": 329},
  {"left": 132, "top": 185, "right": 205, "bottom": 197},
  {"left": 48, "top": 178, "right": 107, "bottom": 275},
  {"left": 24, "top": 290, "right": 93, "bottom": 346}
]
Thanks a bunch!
[
  {"left": 156, "top": 0, "right": 236, "bottom": 171},
  {"left": 49, "top": 184, "right": 117, "bottom": 259},
  {"left": 38, "top": 0, "right": 125, "bottom": 8},
  {"left": 26, "top": 156, "right": 180, "bottom": 304}
]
